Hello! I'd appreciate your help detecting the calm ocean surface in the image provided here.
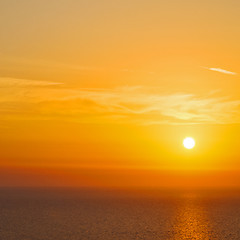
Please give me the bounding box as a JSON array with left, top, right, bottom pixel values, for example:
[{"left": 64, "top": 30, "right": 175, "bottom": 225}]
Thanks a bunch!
[{"left": 0, "top": 188, "right": 240, "bottom": 240}]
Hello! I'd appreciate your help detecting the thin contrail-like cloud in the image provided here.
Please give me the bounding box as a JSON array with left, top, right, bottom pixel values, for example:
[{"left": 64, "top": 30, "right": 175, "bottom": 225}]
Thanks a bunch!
[{"left": 202, "top": 67, "right": 237, "bottom": 75}]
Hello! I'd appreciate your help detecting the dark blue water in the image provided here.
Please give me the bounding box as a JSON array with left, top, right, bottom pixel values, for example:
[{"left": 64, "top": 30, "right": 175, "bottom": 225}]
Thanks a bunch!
[{"left": 0, "top": 188, "right": 240, "bottom": 239}]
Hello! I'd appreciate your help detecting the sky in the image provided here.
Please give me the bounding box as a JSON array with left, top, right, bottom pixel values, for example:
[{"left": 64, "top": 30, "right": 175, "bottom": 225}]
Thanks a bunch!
[{"left": 1, "top": 0, "right": 240, "bottom": 188}]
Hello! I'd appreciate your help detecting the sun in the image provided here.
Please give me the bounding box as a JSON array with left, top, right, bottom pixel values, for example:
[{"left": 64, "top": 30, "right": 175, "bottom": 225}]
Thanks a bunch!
[{"left": 183, "top": 137, "right": 195, "bottom": 149}]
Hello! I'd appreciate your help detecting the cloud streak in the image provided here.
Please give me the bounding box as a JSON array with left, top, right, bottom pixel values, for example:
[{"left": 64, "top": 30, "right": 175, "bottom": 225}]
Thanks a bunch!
[
  {"left": 0, "top": 77, "right": 63, "bottom": 87},
  {"left": 203, "top": 67, "right": 237, "bottom": 75}
]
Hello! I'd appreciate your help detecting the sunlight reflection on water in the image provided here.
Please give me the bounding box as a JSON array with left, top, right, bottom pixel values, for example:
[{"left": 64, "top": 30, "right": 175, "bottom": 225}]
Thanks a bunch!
[{"left": 171, "top": 194, "right": 212, "bottom": 239}]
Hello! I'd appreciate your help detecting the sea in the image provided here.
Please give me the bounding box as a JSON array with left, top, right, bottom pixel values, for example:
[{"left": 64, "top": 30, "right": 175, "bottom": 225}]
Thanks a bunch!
[{"left": 0, "top": 187, "right": 240, "bottom": 240}]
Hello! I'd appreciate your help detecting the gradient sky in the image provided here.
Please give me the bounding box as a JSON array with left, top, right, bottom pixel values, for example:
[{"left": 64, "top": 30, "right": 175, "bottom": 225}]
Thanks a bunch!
[{"left": 1, "top": 0, "right": 240, "bottom": 188}]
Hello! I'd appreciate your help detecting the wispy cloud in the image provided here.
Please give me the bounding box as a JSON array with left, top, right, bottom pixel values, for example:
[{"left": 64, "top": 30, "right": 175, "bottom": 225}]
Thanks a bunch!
[
  {"left": 0, "top": 82, "right": 240, "bottom": 125},
  {"left": 202, "top": 67, "right": 237, "bottom": 75},
  {"left": 0, "top": 77, "right": 63, "bottom": 87},
  {"left": 40, "top": 88, "right": 240, "bottom": 125}
]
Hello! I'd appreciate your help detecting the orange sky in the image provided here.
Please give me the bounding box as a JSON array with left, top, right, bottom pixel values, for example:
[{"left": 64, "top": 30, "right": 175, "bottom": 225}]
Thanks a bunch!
[{"left": 1, "top": 0, "right": 240, "bottom": 188}]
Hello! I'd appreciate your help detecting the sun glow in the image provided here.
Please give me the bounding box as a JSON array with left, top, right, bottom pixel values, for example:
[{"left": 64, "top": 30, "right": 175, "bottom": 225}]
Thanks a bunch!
[{"left": 183, "top": 137, "right": 195, "bottom": 149}]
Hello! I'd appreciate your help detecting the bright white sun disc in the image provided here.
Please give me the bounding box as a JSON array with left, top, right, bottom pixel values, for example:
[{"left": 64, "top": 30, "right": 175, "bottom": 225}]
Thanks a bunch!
[{"left": 183, "top": 137, "right": 195, "bottom": 149}]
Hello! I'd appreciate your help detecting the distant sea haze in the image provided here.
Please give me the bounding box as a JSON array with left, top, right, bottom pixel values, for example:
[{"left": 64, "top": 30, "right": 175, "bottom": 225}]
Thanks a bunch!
[{"left": 0, "top": 188, "right": 240, "bottom": 240}]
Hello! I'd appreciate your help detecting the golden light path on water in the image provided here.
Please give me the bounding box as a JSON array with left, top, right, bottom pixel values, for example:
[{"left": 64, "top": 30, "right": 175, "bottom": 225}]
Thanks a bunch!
[{"left": 171, "top": 193, "right": 212, "bottom": 240}]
